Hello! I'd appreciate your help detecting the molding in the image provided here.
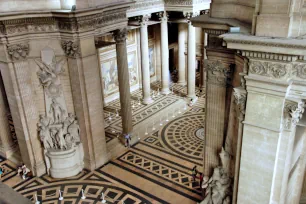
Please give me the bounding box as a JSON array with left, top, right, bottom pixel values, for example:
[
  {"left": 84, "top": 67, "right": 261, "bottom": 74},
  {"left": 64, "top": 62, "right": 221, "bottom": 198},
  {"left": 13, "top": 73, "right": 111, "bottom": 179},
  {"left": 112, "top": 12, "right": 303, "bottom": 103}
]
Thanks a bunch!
[
  {"left": 238, "top": 50, "right": 299, "bottom": 62},
  {"left": 6, "top": 43, "right": 29, "bottom": 61}
]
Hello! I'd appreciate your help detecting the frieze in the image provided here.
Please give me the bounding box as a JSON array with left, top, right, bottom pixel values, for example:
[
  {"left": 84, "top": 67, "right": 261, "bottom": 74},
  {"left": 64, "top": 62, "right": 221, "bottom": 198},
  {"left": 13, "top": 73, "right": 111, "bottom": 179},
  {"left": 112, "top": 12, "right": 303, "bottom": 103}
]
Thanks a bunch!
[
  {"left": 240, "top": 50, "right": 299, "bottom": 62},
  {"left": 129, "top": 0, "right": 164, "bottom": 10},
  {"left": 292, "top": 64, "right": 306, "bottom": 79},
  {"left": 249, "top": 60, "right": 288, "bottom": 79},
  {"left": 7, "top": 43, "right": 29, "bottom": 61},
  {"left": 165, "top": 0, "right": 208, "bottom": 5},
  {"left": 0, "top": 10, "right": 126, "bottom": 35}
]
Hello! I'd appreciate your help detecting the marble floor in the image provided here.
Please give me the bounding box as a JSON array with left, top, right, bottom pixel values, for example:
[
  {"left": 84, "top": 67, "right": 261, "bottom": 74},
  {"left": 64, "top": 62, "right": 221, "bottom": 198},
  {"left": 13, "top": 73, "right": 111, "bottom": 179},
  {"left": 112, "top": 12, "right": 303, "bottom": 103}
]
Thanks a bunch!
[{"left": 0, "top": 81, "right": 205, "bottom": 204}]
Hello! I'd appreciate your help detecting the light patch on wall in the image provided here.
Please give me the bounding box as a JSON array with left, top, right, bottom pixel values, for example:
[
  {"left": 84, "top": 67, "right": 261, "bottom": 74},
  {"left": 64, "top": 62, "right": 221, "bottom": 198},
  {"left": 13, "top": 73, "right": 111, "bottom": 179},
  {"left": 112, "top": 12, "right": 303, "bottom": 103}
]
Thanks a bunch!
[{"left": 61, "top": 0, "right": 76, "bottom": 10}]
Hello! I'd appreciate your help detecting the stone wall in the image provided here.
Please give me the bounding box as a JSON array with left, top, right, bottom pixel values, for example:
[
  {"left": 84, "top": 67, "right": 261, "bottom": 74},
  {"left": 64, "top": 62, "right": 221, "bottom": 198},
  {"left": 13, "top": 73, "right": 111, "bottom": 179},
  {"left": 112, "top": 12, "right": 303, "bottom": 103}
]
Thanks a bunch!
[{"left": 210, "top": 0, "right": 256, "bottom": 24}]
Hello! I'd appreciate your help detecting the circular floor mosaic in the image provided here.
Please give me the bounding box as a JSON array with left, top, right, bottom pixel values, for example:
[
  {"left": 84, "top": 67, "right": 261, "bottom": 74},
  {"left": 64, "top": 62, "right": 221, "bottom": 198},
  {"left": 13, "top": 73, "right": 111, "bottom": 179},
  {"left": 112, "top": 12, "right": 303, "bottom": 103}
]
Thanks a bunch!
[{"left": 161, "top": 113, "right": 205, "bottom": 160}]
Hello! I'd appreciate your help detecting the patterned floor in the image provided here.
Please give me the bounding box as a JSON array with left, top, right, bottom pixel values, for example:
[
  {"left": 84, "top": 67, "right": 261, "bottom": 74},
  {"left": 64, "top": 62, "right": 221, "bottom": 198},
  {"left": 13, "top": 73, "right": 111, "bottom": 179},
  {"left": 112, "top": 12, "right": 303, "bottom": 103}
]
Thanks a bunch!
[{"left": 1, "top": 82, "right": 205, "bottom": 204}]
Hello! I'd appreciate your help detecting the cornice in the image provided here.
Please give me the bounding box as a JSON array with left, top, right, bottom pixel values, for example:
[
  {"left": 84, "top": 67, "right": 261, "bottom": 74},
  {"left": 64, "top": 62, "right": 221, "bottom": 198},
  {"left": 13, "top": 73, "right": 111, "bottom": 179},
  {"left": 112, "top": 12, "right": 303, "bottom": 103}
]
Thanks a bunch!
[
  {"left": 0, "top": 8, "right": 127, "bottom": 37},
  {"left": 222, "top": 34, "right": 306, "bottom": 56}
]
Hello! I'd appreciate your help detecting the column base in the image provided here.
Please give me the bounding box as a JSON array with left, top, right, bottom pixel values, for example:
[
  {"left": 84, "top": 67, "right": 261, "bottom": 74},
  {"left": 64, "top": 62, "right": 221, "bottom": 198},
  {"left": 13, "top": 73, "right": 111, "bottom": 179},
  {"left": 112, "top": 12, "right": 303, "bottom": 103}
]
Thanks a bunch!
[
  {"left": 142, "top": 97, "right": 154, "bottom": 105},
  {"left": 161, "top": 88, "right": 171, "bottom": 95},
  {"left": 177, "top": 81, "right": 186, "bottom": 86}
]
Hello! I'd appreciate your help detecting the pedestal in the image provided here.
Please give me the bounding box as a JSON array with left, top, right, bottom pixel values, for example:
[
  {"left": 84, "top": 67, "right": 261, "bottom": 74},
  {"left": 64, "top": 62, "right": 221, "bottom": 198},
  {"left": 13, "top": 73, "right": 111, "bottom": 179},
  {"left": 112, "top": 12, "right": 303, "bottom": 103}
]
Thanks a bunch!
[{"left": 46, "top": 143, "right": 84, "bottom": 178}]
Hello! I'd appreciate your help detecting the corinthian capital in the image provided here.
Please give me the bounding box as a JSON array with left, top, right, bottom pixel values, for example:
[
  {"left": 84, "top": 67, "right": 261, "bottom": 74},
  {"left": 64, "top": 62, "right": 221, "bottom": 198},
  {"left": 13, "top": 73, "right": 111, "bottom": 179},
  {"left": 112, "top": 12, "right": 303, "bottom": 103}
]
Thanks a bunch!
[
  {"left": 61, "top": 40, "right": 80, "bottom": 58},
  {"left": 158, "top": 11, "right": 168, "bottom": 22},
  {"left": 114, "top": 28, "right": 127, "bottom": 43},
  {"left": 183, "top": 12, "right": 199, "bottom": 22},
  {"left": 137, "top": 14, "right": 151, "bottom": 27},
  {"left": 291, "top": 100, "right": 306, "bottom": 125},
  {"left": 234, "top": 87, "right": 247, "bottom": 118},
  {"left": 7, "top": 43, "right": 29, "bottom": 61}
]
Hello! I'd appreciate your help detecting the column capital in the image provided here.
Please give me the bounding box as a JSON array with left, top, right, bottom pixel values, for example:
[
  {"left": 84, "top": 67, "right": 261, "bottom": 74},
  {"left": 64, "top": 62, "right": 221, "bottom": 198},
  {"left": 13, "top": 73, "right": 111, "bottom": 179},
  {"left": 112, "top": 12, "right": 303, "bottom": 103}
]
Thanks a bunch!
[
  {"left": 234, "top": 87, "right": 247, "bottom": 119},
  {"left": 113, "top": 28, "right": 127, "bottom": 43},
  {"left": 183, "top": 11, "right": 200, "bottom": 22},
  {"left": 61, "top": 40, "right": 80, "bottom": 58},
  {"left": 7, "top": 43, "right": 29, "bottom": 61},
  {"left": 205, "top": 60, "right": 232, "bottom": 87},
  {"left": 158, "top": 11, "right": 168, "bottom": 22},
  {"left": 137, "top": 14, "right": 151, "bottom": 27},
  {"left": 291, "top": 100, "right": 306, "bottom": 126}
]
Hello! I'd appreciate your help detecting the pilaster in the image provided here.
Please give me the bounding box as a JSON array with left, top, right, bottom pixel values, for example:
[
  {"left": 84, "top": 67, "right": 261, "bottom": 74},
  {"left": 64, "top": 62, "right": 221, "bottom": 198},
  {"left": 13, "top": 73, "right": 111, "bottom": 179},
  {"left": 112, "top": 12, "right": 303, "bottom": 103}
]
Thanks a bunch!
[
  {"left": 2, "top": 43, "right": 45, "bottom": 176},
  {"left": 204, "top": 60, "right": 232, "bottom": 176},
  {"left": 63, "top": 37, "right": 109, "bottom": 170}
]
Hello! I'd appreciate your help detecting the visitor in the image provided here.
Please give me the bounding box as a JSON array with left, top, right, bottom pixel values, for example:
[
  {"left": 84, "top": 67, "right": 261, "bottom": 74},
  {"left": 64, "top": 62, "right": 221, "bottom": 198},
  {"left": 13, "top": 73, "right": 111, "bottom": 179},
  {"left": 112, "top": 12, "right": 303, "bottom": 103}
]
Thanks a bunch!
[
  {"left": 197, "top": 172, "right": 204, "bottom": 187},
  {"left": 0, "top": 165, "right": 4, "bottom": 179},
  {"left": 192, "top": 165, "right": 198, "bottom": 181},
  {"left": 124, "top": 133, "right": 131, "bottom": 148},
  {"left": 188, "top": 99, "right": 194, "bottom": 107}
]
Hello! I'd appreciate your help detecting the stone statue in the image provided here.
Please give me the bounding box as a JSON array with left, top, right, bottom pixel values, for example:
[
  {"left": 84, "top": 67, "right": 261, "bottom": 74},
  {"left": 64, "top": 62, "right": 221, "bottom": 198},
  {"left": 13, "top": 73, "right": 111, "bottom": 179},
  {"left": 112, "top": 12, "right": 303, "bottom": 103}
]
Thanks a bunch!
[
  {"left": 68, "top": 120, "right": 80, "bottom": 143},
  {"left": 199, "top": 148, "right": 232, "bottom": 204},
  {"left": 49, "top": 99, "right": 65, "bottom": 124},
  {"left": 39, "top": 126, "right": 54, "bottom": 149},
  {"left": 55, "top": 126, "right": 67, "bottom": 150},
  {"left": 38, "top": 114, "right": 52, "bottom": 128}
]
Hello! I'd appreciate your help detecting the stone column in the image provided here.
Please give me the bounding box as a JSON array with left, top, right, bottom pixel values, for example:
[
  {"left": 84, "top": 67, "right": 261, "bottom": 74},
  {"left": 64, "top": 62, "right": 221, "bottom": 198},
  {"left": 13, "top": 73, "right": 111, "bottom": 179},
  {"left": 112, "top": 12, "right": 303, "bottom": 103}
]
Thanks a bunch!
[
  {"left": 186, "top": 15, "right": 197, "bottom": 99},
  {"left": 279, "top": 100, "right": 305, "bottom": 204},
  {"left": 63, "top": 38, "right": 108, "bottom": 170},
  {"left": 139, "top": 14, "right": 153, "bottom": 104},
  {"left": 2, "top": 43, "right": 45, "bottom": 176},
  {"left": 0, "top": 77, "right": 16, "bottom": 158},
  {"left": 177, "top": 23, "right": 186, "bottom": 86},
  {"left": 232, "top": 87, "right": 247, "bottom": 204},
  {"left": 204, "top": 60, "right": 231, "bottom": 176},
  {"left": 114, "top": 28, "right": 133, "bottom": 135},
  {"left": 159, "top": 12, "right": 170, "bottom": 95},
  {"left": 201, "top": 32, "right": 208, "bottom": 89}
]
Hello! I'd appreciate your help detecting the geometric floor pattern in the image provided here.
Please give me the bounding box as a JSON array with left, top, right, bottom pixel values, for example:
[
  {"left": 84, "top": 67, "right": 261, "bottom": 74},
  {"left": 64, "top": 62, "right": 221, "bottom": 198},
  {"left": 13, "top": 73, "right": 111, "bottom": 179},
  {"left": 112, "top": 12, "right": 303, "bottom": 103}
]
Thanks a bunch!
[{"left": 1, "top": 82, "right": 205, "bottom": 204}]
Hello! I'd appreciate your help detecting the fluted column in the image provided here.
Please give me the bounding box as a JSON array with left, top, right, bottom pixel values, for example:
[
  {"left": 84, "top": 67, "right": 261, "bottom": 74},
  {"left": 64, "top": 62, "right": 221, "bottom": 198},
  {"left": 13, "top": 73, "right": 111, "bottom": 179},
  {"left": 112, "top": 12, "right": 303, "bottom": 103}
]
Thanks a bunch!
[
  {"left": 178, "top": 23, "right": 186, "bottom": 86},
  {"left": 158, "top": 12, "right": 170, "bottom": 94},
  {"left": 204, "top": 60, "right": 231, "bottom": 176},
  {"left": 114, "top": 28, "right": 133, "bottom": 136},
  {"left": 0, "top": 80, "right": 16, "bottom": 158},
  {"left": 139, "top": 14, "right": 153, "bottom": 104},
  {"left": 186, "top": 15, "right": 197, "bottom": 99}
]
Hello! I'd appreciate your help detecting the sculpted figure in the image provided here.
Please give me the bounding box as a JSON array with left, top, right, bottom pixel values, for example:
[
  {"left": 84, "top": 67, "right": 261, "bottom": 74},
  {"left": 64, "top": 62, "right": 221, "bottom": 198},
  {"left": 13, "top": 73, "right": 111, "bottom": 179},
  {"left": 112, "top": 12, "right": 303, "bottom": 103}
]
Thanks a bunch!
[
  {"left": 38, "top": 114, "right": 52, "bottom": 128},
  {"left": 55, "top": 127, "right": 67, "bottom": 150},
  {"left": 68, "top": 120, "right": 80, "bottom": 143},
  {"left": 49, "top": 99, "right": 65, "bottom": 124},
  {"left": 39, "top": 126, "right": 53, "bottom": 149},
  {"left": 199, "top": 148, "right": 232, "bottom": 204}
]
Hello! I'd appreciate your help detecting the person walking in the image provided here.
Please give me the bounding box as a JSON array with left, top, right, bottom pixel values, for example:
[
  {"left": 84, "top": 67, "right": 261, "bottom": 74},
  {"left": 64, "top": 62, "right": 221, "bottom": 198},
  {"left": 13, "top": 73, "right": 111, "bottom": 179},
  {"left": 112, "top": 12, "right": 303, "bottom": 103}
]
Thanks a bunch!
[
  {"left": 124, "top": 133, "right": 131, "bottom": 148},
  {"left": 192, "top": 165, "right": 198, "bottom": 182},
  {"left": 0, "top": 165, "right": 4, "bottom": 179}
]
